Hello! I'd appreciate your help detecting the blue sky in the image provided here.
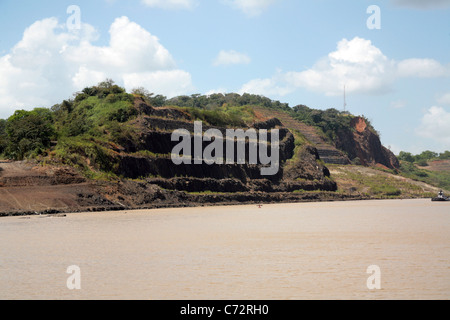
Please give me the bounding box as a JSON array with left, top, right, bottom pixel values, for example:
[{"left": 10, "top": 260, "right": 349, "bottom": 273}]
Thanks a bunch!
[{"left": 1, "top": 0, "right": 449, "bottom": 154}]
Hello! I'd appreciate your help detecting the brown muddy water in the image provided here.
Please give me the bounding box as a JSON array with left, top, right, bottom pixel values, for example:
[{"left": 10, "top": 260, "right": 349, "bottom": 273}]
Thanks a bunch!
[{"left": 0, "top": 199, "right": 449, "bottom": 300}]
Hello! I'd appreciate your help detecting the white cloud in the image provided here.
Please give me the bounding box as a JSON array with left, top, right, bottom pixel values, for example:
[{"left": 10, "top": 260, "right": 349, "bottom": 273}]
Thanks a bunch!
[
  {"left": 286, "top": 38, "right": 396, "bottom": 96},
  {"left": 397, "top": 58, "right": 448, "bottom": 78},
  {"left": 239, "top": 37, "right": 449, "bottom": 97},
  {"left": 239, "top": 76, "right": 293, "bottom": 96},
  {"left": 223, "top": 0, "right": 277, "bottom": 16},
  {"left": 213, "top": 50, "right": 251, "bottom": 66},
  {"left": 65, "top": 16, "right": 176, "bottom": 74},
  {"left": 416, "top": 106, "right": 450, "bottom": 148},
  {"left": 72, "top": 67, "right": 106, "bottom": 89},
  {"left": 437, "top": 93, "right": 450, "bottom": 106},
  {"left": 391, "top": 0, "right": 450, "bottom": 9},
  {"left": 123, "top": 70, "right": 194, "bottom": 98},
  {"left": 141, "top": 0, "right": 197, "bottom": 10},
  {"left": 0, "top": 16, "right": 193, "bottom": 119}
]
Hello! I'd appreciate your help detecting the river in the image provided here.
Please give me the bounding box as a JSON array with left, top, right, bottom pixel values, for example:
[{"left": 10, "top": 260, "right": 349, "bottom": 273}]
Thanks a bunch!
[{"left": 0, "top": 199, "right": 449, "bottom": 300}]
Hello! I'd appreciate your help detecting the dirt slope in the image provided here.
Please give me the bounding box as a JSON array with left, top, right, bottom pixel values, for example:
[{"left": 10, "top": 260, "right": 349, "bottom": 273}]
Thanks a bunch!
[
  {"left": 418, "top": 160, "right": 450, "bottom": 172},
  {"left": 0, "top": 161, "right": 107, "bottom": 214},
  {"left": 252, "top": 107, "right": 351, "bottom": 165},
  {"left": 0, "top": 160, "right": 361, "bottom": 216}
]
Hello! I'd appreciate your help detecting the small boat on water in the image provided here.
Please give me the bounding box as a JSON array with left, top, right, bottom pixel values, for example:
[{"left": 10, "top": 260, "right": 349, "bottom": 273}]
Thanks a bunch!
[{"left": 432, "top": 190, "right": 450, "bottom": 202}]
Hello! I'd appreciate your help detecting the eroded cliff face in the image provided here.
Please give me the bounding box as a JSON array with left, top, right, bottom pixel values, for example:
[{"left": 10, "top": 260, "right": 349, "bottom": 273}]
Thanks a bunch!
[
  {"left": 110, "top": 100, "right": 336, "bottom": 193},
  {"left": 335, "top": 117, "right": 399, "bottom": 169}
]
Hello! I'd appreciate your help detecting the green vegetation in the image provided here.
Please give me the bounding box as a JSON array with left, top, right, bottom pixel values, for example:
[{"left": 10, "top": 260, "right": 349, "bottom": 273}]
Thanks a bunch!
[
  {"left": 165, "top": 93, "right": 290, "bottom": 112},
  {"left": 53, "top": 136, "right": 119, "bottom": 172},
  {"left": 0, "top": 119, "right": 7, "bottom": 156},
  {"left": 45, "top": 80, "right": 141, "bottom": 179},
  {"left": 328, "top": 165, "right": 436, "bottom": 198},
  {"left": 183, "top": 105, "right": 255, "bottom": 127},
  {"left": 399, "top": 161, "right": 450, "bottom": 191},
  {"left": 344, "top": 170, "right": 401, "bottom": 197},
  {"left": 290, "top": 105, "right": 374, "bottom": 143},
  {"left": 0, "top": 80, "right": 137, "bottom": 180},
  {"left": 0, "top": 81, "right": 290, "bottom": 180},
  {"left": 131, "top": 87, "right": 167, "bottom": 107},
  {"left": 371, "top": 184, "right": 402, "bottom": 197},
  {"left": 3, "top": 109, "right": 55, "bottom": 160},
  {"left": 398, "top": 150, "right": 450, "bottom": 166},
  {"left": 160, "top": 92, "right": 290, "bottom": 127},
  {"left": 51, "top": 79, "right": 135, "bottom": 138},
  {"left": 284, "top": 129, "right": 310, "bottom": 170},
  {"left": 394, "top": 150, "right": 450, "bottom": 191}
]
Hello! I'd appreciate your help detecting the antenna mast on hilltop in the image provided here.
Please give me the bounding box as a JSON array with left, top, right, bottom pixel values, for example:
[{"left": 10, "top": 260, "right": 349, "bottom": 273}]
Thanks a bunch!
[{"left": 343, "top": 85, "right": 347, "bottom": 112}]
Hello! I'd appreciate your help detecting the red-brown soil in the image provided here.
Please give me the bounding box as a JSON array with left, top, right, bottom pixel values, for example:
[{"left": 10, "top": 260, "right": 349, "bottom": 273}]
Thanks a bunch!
[
  {"left": 0, "top": 160, "right": 361, "bottom": 216},
  {"left": 419, "top": 160, "right": 450, "bottom": 172}
]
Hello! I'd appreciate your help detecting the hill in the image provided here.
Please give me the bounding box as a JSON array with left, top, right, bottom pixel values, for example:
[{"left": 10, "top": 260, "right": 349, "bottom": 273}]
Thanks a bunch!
[
  {"left": 0, "top": 81, "right": 445, "bottom": 215},
  {"left": 328, "top": 164, "right": 440, "bottom": 198}
]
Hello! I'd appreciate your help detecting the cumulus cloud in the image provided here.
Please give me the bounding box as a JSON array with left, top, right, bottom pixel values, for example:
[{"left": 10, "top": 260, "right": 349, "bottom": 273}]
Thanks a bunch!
[
  {"left": 391, "top": 0, "right": 450, "bottom": 9},
  {"left": 123, "top": 70, "right": 193, "bottom": 98},
  {"left": 416, "top": 106, "right": 450, "bottom": 148},
  {"left": 213, "top": 50, "right": 251, "bottom": 66},
  {"left": 239, "top": 74, "right": 293, "bottom": 96},
  {"left": 397, "top": 58, "right": 448, "bottom": 78},
  {"left": 0, "top": 16, "right": 193, "bottom": 119},
  {"left": 285, "top": 37, "right": 397, "bottom": 96},
  {"left": 239, "top": 37, "right": 449, "bottom": 97},
  {"left": 222, "top": 0, "right": 277, "bottom": 16},
  {"left": 65, "top": 16, "right": 176, "bottom": 74},
  {"left": 141, "top": 0, "right": 197, "bottom": 10}
]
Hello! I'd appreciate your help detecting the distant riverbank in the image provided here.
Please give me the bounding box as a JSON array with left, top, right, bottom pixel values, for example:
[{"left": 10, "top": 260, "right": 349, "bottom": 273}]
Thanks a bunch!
[{"left": 0, "top": 188, "right": 435, "bottom": 217}]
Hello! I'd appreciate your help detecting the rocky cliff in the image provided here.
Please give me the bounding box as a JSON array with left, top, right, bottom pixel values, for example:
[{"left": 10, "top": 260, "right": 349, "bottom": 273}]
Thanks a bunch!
[
  {"left": 111, "top": 100, "right": 336, "bottom": 193},
  {"left": 335, "top": 117, "right": 399, "bottom": 169}
]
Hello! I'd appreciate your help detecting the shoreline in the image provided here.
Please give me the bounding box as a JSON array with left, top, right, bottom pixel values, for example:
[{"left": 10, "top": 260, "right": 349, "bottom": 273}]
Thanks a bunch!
[{"left": 0, "top": 193, "right": 436, "bottom": 217}]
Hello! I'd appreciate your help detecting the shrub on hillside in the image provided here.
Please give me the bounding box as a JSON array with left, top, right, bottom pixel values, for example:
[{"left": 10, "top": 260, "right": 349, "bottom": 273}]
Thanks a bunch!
[{"left": 5, "top": 109, "right": 55, "bottom": 160}]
